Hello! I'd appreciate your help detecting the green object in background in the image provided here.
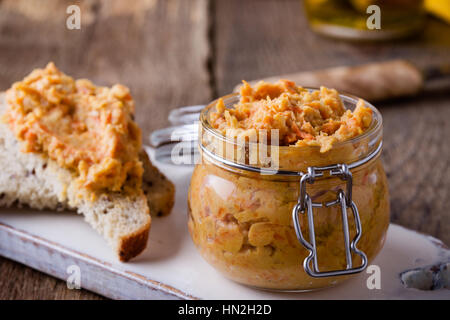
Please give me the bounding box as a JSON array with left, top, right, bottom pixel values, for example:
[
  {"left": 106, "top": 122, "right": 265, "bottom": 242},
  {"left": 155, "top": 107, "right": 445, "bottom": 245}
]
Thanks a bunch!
[{"left": 304, "top": 0, "right": 426, "bottom": 40}]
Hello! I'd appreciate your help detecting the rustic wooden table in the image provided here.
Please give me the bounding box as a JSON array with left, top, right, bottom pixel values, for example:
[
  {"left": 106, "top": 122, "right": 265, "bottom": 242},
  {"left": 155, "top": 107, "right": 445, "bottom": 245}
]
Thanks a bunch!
[{"left": 0, "top": 0, "right": 448, "bottom": 299}]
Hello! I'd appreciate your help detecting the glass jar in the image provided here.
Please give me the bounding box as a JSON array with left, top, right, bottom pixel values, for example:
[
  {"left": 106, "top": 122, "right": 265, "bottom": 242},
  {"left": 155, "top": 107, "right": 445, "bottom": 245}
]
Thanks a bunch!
[{"left": 188, "top": 91, "right": 390, "bottom": 291}]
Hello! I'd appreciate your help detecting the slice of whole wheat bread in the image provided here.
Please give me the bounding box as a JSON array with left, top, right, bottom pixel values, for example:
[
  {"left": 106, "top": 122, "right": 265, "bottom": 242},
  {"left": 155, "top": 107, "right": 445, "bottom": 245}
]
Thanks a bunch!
[
  {"left": 141, "top": 150, "right": 175, "bottom": 217},
  {"left": 0, "top": 93, "right": 174, "bottom": 261}
]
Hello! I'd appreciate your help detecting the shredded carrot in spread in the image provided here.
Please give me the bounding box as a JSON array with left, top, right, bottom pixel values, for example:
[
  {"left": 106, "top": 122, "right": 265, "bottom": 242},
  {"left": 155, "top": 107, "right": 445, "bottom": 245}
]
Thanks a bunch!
[
  {"left": 210, "top": 80, "right": 373, "bottom": 153},
  {"left": 3, "top": 62, "right": 143, "bottom": 196}
]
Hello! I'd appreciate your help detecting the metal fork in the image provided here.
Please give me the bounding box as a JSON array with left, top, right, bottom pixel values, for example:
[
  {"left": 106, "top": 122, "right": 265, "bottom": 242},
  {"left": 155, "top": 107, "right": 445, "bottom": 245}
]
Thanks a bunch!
[{"left": 150, "top": 105, "right": 204, "bottom": 164}]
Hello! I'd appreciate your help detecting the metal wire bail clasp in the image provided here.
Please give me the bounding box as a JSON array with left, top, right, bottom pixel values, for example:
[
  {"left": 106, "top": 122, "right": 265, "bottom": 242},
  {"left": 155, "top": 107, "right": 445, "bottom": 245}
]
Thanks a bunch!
[{"left": 292, "top": 164, "right": 368, "bottom": 278}]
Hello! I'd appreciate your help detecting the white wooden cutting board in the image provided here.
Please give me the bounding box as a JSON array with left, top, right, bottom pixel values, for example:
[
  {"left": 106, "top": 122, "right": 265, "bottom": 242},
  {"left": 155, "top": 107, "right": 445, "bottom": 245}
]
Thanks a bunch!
[{"left": 0, "top": 149, "right": 448, "bottom": 300}]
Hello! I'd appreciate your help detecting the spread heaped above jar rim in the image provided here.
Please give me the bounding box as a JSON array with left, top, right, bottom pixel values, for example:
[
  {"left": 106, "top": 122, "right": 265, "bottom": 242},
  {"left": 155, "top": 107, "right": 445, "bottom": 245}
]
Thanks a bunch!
[{"left": 199, "top": 90, "right": 383, "bottom": 173}]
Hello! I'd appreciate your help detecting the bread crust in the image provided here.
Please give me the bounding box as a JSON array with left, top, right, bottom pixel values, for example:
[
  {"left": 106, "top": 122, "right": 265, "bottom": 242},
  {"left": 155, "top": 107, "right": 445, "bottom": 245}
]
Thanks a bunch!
[
  {"left": 141, "top": 151, "right": 175, "bottom": 217},
  {"left": 117, "top": 205, "right": 151, "bottom": 262}
]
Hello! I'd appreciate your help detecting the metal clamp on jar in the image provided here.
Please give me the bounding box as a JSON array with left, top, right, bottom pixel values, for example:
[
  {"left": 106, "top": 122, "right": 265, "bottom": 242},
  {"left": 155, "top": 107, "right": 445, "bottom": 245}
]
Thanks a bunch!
[{"left": 292, "top": 144, "right": 382, "bottom": 278}]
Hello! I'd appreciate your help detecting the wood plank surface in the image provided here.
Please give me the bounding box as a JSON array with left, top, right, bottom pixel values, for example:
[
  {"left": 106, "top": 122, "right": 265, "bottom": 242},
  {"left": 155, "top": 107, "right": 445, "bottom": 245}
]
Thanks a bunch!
[
  {"left": 0, "top": 0, "right": 449, "bottom": 299},
  {"left": 0, "top": 0, "right": 211, "bottom": 136}
]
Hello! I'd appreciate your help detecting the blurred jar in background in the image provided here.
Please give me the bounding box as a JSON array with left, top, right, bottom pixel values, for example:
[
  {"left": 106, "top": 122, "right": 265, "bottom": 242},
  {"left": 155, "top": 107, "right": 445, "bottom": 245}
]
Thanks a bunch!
[{"left": 304, "top": 0, "right": 426, "bottom": 40}]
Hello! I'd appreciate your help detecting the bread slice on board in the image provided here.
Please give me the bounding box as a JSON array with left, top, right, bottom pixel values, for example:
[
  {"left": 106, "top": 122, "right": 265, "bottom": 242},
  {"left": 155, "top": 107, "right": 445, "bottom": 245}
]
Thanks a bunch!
[
  {"left": 0, "top": 93, "right": 174, "bottom": 261},
  {"left": 141, "top": 150, "right": 175, "bottom": 217}
]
